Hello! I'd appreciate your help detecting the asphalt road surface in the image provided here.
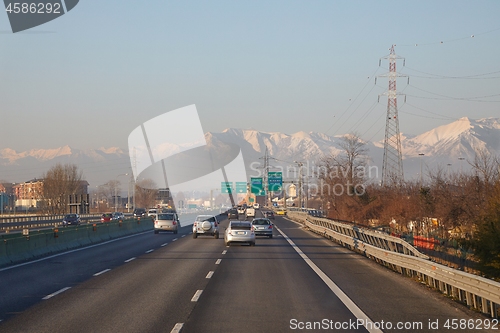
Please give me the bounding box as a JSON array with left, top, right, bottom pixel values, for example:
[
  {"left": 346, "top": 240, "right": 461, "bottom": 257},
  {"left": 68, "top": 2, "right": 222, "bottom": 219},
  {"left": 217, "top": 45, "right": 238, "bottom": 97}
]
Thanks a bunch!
[{"left": 0, "top": 211, "right": 496, "bottom": 333}]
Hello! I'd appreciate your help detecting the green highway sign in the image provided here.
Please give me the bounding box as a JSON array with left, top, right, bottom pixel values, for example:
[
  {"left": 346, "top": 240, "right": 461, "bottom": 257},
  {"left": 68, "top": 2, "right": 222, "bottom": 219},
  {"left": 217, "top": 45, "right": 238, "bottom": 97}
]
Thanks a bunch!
[
  {"left": 250, "top": 177, "right": 263, "bottom": 194},
  {"left": 268, "top": 172, "right": 282, "bottom": 191},
  {"left": 221, "top": 182, "right": 233, "bottom": 194},
  {"left": 235, "top": 182, "right": 247, "bottom": 193}
]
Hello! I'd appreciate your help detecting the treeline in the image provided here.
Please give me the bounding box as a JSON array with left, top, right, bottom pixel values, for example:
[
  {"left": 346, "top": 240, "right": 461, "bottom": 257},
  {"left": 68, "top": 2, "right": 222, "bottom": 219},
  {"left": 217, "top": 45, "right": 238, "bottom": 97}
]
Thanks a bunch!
[{"left": 318, "top": 135, "right": 500, "bottom": 278}]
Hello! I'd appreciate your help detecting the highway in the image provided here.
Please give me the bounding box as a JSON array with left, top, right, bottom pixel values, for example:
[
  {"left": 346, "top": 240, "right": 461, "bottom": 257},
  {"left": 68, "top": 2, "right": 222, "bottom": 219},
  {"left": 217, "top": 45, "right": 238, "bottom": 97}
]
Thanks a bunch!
[{"left": 0, "top": 211, "right": 495, "bottom": 333}]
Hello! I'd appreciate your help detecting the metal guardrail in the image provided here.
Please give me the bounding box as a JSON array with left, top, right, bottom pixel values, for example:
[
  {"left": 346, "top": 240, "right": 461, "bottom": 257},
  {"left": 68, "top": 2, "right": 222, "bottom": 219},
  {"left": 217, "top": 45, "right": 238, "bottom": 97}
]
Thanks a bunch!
[
  {"left": 0, "top": 214, "right": 100, "bottom": 223},
  {"left": 287, "top": 211, "right": 500, "bottom": 318},
  {"left": 0, "top": 214, "right": 114, "bottom": 233}
]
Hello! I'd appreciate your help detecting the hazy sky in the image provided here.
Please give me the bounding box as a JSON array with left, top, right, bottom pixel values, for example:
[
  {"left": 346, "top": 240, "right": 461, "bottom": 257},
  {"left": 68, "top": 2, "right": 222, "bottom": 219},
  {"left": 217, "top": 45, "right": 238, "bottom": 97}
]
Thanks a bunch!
[{"left": 2, "top": 0, "right": 500, "bottom": 152}]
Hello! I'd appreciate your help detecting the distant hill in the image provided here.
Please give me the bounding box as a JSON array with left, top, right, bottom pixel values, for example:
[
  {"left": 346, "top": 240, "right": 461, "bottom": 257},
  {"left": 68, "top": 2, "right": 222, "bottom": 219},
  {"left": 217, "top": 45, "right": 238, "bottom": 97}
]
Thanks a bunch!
[{"left": 1, "top": 117, "right": 499, "bottom": 188}]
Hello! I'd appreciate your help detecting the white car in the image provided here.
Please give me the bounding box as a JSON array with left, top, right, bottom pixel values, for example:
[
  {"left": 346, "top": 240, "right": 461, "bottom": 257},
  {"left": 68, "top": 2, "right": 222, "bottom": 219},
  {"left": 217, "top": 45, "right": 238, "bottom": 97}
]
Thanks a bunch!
[
  {"left": 193, "top": 215, "right": 219, "bottom": 238},
  {"left": 225, "top": 220, "right": 255, "bottom": 246},
  {"left": 245, "top": 207, "right": 255, "bottom": 218},
  {"left": 154, "top": 212, "right": 179, "bottom": 234},
  {"left": 237, "top": 206, "right": 246, "bottom": 215},
  {"left": 253, "top": 203, "right": 260, "bottom": 209}
]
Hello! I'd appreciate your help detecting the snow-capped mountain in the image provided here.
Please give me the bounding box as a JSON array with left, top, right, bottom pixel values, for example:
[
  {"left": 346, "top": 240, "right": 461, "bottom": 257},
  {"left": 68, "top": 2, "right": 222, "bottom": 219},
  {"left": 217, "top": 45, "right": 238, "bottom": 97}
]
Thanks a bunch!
[
  {"left": 400, "top": 117, "right": 500, "bottom": 160},
  {"left": 206, "top": 128, "right": 343, "bottom": 163},
  {"left": 0, "top": 146, "right": 131, "bottom": 188},
  {"left": 1, "top": 117, "right": 499, "bottom": 187}
]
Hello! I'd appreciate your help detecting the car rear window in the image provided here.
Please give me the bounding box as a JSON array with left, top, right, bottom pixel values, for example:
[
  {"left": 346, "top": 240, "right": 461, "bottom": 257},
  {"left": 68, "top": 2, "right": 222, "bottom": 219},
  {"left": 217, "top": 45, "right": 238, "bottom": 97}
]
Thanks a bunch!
[
  {"left": 230, "top": 223, "right": 251, "bottom": 230},
  {"left": 252, "top": 219, "right": 270, "bottom": 225},
  {"left": 196, "top": 216, "right": 215, "bottom": 222},
  {"left": 158, "top": 213, "right": 175, "bottom": 220}
]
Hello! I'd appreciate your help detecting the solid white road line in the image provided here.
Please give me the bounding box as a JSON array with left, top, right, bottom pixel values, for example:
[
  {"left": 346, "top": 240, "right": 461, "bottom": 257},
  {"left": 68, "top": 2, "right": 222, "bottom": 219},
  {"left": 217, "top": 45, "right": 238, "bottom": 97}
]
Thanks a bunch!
[
  {"left": 93, "top": 268, "right": 111, "bottom": 276},
  {"left": 145, "top": 249, "right": 154, "bottom": 253},
  {"left": 170, "top": 323, "right": 184, "bottom": 333},
  {"left": 191, "top": 290, "right": 203, "bottom": 302},
  {"left": 42, "top": 287, "right": 71, "bottom": 300},
  {"left": 206, "top": 271, "right": 214, "bottom": 279},
  {"left": 276, "top": 226, "right": 383, "bottom": 333},
  {"left": 124, "top": 257, "right": 136, "bottom": 263},
  {"left": 215, "top": 259, "right": 221, "bottom": 265}
]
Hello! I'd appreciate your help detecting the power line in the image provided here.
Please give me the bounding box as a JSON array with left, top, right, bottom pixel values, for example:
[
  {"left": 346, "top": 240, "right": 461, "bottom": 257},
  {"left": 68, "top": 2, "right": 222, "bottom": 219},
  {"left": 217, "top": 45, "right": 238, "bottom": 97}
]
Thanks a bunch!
[
  {"left": 404, "top": 66, "right": 500, "bottom": 79},
  {"left": 324, "top": 67, "right": 381, "bottom": 135},
  {"left": 397, "top": 27, "right": 500, "bottom": 47}
]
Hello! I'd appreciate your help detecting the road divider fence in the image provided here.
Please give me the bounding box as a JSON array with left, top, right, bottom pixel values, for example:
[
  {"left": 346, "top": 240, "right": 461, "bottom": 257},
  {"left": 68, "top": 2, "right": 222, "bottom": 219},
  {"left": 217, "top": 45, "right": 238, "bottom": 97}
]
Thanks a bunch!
[{"left": 0, "top": 218, "right": 153, "bottom": 267}]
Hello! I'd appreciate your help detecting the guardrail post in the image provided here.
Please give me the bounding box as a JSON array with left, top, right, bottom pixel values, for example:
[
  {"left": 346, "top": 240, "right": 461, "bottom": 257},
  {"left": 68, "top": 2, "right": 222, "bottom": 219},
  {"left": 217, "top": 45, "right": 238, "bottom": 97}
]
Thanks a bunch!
[
  {"left": 465, "top": 292, "right": 472, "bottom": 307},
  {"left": 481, "top": 297, "right": 488, "bottom": 315},
  {"left": 490, "top": 301, "right": 497, "bottom": 318}
]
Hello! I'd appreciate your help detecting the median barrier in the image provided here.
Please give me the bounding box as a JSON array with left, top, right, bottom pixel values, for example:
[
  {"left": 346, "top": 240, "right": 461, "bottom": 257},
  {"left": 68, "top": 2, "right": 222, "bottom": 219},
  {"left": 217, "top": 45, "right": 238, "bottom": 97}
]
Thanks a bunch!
[{"left": 0, "top": 218, "right": 153, "bottom": 268}]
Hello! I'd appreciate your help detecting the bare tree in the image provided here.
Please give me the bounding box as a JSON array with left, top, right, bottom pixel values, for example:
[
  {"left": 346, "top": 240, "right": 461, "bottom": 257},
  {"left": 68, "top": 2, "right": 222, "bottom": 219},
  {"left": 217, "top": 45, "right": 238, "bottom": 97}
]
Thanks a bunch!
[
  {"left": 469, "top": 148, "right": 499, "bottom": 186},
  {"left": 98, "top": 180, "right": 121, "bottom": 205},
  {"left": 334, "top": 133, "right": 369, "bottom": 186},
  {"left": 318, "top": 133, "right": 369, "bottom": 221},
  {"left": 41, "top": 163, "right": 83, "bottom": 214},
  {"left": 134, "top": 179, "right": 158, "bottom": 208}
]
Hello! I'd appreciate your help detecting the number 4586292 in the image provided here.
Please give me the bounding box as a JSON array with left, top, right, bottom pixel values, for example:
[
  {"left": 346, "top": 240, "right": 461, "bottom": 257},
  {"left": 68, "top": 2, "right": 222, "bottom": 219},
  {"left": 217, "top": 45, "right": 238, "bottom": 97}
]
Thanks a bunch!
[{"left": 5, "top": 2, "right": 61, "bottom": 14}]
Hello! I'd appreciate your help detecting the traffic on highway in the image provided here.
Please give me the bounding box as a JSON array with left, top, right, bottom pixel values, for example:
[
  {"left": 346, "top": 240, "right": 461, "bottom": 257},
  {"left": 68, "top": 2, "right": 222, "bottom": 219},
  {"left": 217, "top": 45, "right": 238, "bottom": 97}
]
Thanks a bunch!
[{"left": 0, "top": 208, "right": 495, "bottom": 333}]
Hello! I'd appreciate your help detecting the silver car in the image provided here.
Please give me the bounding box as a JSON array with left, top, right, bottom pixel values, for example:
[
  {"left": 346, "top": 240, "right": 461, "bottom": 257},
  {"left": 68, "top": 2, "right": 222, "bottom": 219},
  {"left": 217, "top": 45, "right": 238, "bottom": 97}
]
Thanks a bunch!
[
  {"left": 251, "top": 218, "right": 273, "bottom": 238},
  {"left": 224, "top": 221, "right": 255, "bottom": 246},
  {"left": 193, "top": 215, "right": 219, "bottom": 239},
  {"left": 154, "top": 212, "right": 179, "bottom": 234}
]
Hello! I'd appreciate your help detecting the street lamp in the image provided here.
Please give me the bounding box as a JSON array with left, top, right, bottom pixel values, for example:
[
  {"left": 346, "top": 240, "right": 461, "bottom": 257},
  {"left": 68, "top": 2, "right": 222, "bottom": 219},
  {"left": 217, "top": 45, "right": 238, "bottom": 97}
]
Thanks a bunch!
[
  {"left": 458, "top": 157, "right": 465, "bottom": 175},
  {"left": 115, "top": 173, "right": 128, "bottom": 212},
  {"left": 418, "top": 153, "right": 425, "bottom": 187}
]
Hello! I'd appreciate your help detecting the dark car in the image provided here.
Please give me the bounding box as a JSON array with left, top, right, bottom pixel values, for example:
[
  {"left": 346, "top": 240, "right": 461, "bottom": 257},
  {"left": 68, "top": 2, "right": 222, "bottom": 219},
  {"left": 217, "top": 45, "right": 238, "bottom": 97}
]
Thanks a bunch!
[
  {"left": 62, "top": 213, "right": 81, "bottom": 226},
  {"left": 133, "top": 208, "right": 147, "bottom": 218},
  {"left": 227, "top": 208, "right": 238, "bottom": 219},
  {"left": 263, "top": 211, "right": 275, "bottom": 219},
  {"left": 112, "top": 212, "right": 125, "bottom": 220}
]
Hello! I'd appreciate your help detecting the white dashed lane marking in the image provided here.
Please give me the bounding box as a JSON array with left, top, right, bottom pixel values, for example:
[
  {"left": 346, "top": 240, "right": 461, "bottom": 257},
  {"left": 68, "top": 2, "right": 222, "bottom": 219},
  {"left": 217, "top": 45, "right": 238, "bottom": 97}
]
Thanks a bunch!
[
  {"left": 170, "top": 323, "right": 184, "bottom": 333},
  {"left": 93, "top": 269, "right": 111, "bottom": 276},
  {"left": 42, "top": 287, "right": 71, "bottom": 300},
  {"left": 191, "top": 290, "right": 203, "bottom": 302}
]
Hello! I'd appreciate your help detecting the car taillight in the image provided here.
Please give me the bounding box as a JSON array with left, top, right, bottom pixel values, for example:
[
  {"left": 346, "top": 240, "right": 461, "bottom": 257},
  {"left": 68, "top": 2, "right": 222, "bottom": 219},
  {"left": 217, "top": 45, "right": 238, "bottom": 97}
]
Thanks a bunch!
[
  {"left": 268, "top": 225, "right": 273, "bottom": 229},
  {"left": 173, "top": 221, "right": 176, "bottom": 225}
]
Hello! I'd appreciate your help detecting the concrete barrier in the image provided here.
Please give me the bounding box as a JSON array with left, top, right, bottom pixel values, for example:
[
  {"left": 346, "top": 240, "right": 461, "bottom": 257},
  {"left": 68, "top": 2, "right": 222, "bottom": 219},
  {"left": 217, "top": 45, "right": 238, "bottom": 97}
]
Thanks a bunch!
[{"left": 0, "top": 218, "right": 153, "bottom": 268}]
